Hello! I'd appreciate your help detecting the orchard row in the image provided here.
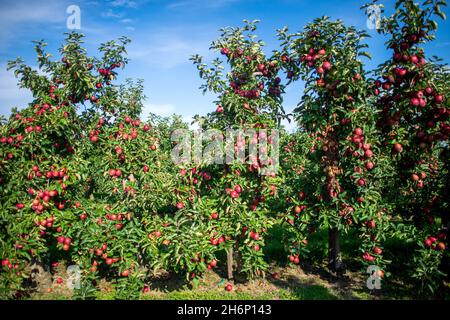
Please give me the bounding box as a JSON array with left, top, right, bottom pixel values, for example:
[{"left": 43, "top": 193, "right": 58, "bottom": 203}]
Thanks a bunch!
[{"left": 0, "top": 0, "right": 449, "bottom": 299}]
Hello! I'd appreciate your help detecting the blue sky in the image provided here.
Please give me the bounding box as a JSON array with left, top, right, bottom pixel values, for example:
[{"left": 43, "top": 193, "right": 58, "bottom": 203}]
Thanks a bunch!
[{"left": 1, "top": 0, "right": 449, "bottom": 129}]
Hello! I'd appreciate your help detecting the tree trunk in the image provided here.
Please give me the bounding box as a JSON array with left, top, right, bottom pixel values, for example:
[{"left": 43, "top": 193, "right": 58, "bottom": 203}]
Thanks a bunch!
[
  {"left": 227, "top": 247, "right": 234, "bottom": 280},
  {"left": 234, "top": 241, "right": 242, "bottom": 275},
  {"left": 328, "top": 227, "right": 343, "bottom": 273}
]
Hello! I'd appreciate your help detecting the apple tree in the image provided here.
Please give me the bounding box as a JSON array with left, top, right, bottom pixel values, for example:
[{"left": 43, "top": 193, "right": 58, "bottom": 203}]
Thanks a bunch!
[
  {"left": 189, "top": 20, "right": 285, "bottom": 279},
  {"left": 277, "top": 17, "right": 390, "bottom": 275},
  {"left": 364, "top": 0, "right": 449, "bottom": 292}
]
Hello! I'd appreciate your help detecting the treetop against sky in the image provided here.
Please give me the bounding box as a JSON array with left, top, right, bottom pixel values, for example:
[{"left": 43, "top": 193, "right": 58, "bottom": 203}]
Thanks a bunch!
[{"left": 0, "top": 0, "right": 449, "bottom": 130}]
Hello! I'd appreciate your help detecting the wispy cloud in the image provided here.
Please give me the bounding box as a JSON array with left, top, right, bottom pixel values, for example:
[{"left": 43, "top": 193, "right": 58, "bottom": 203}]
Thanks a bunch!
[
  {"left": 129, "top": 35, "right": 208, "bottom": 68},
  {"left": 435, "top": 41, "right": 450, "bottom": 48},
  {"left": 0, "top": 64, "right": 33, "bottom": 115},
  {"left": 167, "top": 0, "right": 239, "bottom": 10},
  {"left": 142, "top": 103, "right": 176, "bottom": 117},
  {"left": 102, "top": 9, "right": 124, "bottom": 19},
  {"left": 111, "top": 0, "right": 138, "bottom": 8},
  {"left": 125, "top": 21, "right": 216, "bottom": 69},
  {"left": 121, "top": 18, "right": 134, "bottom": 23},
  {"left": 0, "top": 0, "right": 67, "bottom": 23},
  {"left": 0, "top": 0, "right": 69, "bottom": 60}
]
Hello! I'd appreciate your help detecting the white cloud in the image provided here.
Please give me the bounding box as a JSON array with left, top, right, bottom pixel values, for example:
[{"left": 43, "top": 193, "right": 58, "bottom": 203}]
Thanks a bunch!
[
  {"left": 167, "top": 0, "right": 239, "bottom": 10},
  {"left": 129, "top": 40, "right": 191, "bottom": 68},
  {"left": 140, "top": 104, "right": 199, "bottom": 129},
  {"left": 182, "top": 114, "right": 199, "bottom": 130},
  {"left": 0, "top": 65, "right": 33, "bottom": 116},
  {"left": 142, "top": 103, "right": 176, "bottom": 118},
  {"left": 129, "top": 33, "right": 210, "bottom": 69},
  {"left": 0, "top": 0, "right": 67, "bottom": 24},
  {"left": 435, "top": 41, "right": 450, "bottom": 48},
  {"left": 102, "top": 9, "right": 124, "bottom": 18},
  {"left": 111, "top": 0, "right": 138, "bottom": 8},
  {"left": 0, "top": 0, "right": 67, "bottom": 51},
  {"left": 280, "top": 117, "right": 297, "bottom": 133}
]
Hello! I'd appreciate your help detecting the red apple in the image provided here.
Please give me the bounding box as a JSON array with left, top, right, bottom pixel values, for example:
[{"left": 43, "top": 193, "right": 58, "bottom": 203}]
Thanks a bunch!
[{"left": 176, "top": 202, "right": 184, "bottom": 209}]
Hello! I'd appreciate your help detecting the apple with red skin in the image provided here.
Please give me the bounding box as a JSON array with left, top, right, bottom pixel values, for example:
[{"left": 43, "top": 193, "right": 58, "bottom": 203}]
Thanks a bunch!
[
  {"left": 216, "top": 105, "right": 223, "bottom": 113},
  {"left": 438, "top": 232, "right": 446, "bottom": 240},
  {"left": 367, "top": 219, "right": 376, "bottom": 229},
  {"left": 176, "top": 202, "right": 184, "bottom": 209},
  {"left": 322, "top": 61, "right": 332, "bottom": 70},
  {"left": 354, "top": 128, "right": 363, "bottom": 136},
  {"left": 373, "top": 247, "right": 382, "bottom": 255},
  {"left": 410, "top": 97, "right": 420, "bottom": 106},
  {"left": 211, "top": 212, "right": 219, "bottom": 219},
  {"left": 250, "top": 232, "right": 260, "bottom": 241},
  {"left": 225, "top": 284, "right": 233, "bottom": 291},
  {"left": 434, "top": 95, "right": 444, "bottom": 104},
  {"left": 365, "top": 162, "right": 374, "bottom": 170},
  {"left": 363, "top": 253, "right": 375, "bottom": 262},
  {"left": 392, "top": 143, "right": 403, "bottom": 153},
  {"left": 364, "top": 149, "right": 373, "bottom": 158}
]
